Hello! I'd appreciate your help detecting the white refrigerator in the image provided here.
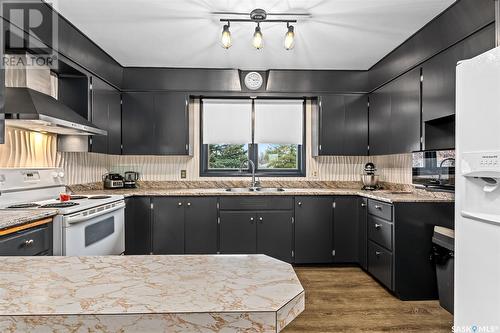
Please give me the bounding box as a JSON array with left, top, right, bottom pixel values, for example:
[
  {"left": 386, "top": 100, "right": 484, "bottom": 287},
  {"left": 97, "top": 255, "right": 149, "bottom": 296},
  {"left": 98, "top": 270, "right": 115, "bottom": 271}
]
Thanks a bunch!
[{"left": 455, "top": 46, "right": 500, "bottom": 329}]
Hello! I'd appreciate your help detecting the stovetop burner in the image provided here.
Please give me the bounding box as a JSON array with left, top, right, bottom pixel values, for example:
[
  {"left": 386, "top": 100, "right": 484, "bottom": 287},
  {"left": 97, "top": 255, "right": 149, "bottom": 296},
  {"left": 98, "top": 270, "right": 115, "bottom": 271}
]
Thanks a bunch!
[
  {"left": 41, "top": 202, "right": 80, "bottom": 208},
  {"left": 7, "top": 203, "right": 41, "bottom": 209},
  {"left": 88, "top": 195, "right": 112, "bottom": 200}
]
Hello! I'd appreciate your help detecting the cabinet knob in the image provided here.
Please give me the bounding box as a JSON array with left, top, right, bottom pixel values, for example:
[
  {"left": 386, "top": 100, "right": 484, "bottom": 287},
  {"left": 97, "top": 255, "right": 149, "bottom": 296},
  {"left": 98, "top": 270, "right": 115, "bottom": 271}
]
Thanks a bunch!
[
  {"left": 178, "top": 202, "right": 183, "bottom": 206},
  {"left": 250, "top": 217, "right": 254, "bottom": 223},
  {"left": 187, "top": 202, "right": 191, "bottom": 207},
  {"left": 374, "top": 223, "right": 382, "bottom": 229},
  {"left": 24, "top": 239, "right": 34, "bottom": 247},
  {"left": 375, "top": 205, "right": 382, "bottom": 210},
  {"left": 297, "top": 202, "right": 302, "bottom": 206},
  {"left": 375, "top": 251, "right": 381, "bottom": 256},
  {"left": 259, "top": 217, "right": 263, "bottom": 223},
  {"left": 361, "top": 202, "right": 367, "bottom": 207}
]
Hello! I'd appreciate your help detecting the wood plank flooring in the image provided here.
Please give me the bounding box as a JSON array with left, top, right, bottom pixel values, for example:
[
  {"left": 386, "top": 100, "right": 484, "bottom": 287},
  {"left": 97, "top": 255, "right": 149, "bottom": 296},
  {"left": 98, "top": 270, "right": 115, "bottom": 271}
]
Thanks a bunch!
[{"left": 283, "top": 267, "right": 453, "bottom": 333}]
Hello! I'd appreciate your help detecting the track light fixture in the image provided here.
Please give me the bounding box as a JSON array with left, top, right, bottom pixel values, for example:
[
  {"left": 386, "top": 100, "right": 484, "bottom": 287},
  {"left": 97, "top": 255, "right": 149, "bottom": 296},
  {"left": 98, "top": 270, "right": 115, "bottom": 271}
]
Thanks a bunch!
[{"left": 218, "top": 8, "right": 306, "bottom": 50}]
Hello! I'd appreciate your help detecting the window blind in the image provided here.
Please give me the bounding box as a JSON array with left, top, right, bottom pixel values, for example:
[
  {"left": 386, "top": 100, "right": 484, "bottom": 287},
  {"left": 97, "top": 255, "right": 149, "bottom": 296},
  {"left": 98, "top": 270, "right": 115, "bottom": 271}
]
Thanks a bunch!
[
  {"left": 202, "top": 99, "right": 252, "bottom": 144},
  {"left": 254, "top": 99, "right": 304, "bottom": 144}
]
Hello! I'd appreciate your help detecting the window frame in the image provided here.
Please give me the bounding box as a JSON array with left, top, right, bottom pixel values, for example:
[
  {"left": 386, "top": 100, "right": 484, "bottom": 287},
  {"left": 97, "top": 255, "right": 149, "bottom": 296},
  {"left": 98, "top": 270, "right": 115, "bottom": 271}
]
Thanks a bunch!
[{"left": 200, "top": 97, "right": 306, "bottom": 177}]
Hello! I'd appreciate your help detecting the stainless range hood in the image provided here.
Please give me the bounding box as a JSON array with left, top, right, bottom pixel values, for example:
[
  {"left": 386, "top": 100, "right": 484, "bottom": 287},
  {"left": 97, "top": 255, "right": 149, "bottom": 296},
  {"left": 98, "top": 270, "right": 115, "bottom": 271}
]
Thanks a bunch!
[
  {"left": 4, "top": 87, "right": 107, "bottom": 136},
  {"left": 3, "top": 54, "right": 107, "bottom": 136}
]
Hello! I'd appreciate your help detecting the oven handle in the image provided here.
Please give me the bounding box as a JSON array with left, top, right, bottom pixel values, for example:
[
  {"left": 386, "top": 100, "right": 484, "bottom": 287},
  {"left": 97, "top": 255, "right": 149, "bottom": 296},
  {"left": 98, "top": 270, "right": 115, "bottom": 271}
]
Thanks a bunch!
[{"left": 65, "top": 202, "right": 125, "bottom": 225}]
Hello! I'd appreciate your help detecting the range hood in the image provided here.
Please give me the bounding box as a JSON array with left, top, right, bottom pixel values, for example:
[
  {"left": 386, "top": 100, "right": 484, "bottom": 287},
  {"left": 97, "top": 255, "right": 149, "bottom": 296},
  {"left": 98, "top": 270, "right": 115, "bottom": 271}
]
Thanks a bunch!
[
  {"left": 3, "top": 54, "right": 106, "bottom": 136},
  {"left": 4, "top": 87, "right": 106, "bottom": 135}
]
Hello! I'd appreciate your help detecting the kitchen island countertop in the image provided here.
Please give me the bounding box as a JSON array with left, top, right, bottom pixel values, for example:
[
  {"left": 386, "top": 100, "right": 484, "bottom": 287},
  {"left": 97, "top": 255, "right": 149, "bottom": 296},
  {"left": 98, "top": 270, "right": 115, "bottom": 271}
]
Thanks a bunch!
[{"left": 0, "top": 254, "right": 304, "bottom": 332}]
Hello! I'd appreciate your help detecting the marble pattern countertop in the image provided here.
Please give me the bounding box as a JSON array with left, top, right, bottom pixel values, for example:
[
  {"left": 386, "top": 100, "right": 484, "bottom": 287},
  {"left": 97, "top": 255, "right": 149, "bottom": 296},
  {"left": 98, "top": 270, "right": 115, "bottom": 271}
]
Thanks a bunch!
[
  {"left": 72, "top": 185, "right": 454, "bottom": 203},
  {"left": 0, "top": 209, "right": 58, "bottom": 231},
  {"left": 0, "top": 254, "right": 304, "bottom": 332}
]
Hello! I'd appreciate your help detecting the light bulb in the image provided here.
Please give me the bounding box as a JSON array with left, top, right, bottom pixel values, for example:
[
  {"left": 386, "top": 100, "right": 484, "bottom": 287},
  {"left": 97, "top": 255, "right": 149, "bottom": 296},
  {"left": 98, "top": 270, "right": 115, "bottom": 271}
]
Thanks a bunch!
[
  {"left": 221, "top": 24, "right": 232, "bottom": 49},
  {"left": 252, "top": 25, "right": 263, "bottom": 49},
  {"left": 284, "top": 25, "right": 295, "bottom": 50}
]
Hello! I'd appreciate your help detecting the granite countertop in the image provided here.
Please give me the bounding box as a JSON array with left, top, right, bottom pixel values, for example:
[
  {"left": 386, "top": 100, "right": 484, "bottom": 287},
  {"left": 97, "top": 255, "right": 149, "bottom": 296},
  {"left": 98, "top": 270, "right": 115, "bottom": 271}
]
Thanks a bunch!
[
  {"left": 0, "top": 209, "right": 58, "bottom": 231},
  {"left": 73, "top": 187, "right": 453, "bottom": 203},
  {"left": 0, "top": 254, "right": 305, "bottom": 332}
]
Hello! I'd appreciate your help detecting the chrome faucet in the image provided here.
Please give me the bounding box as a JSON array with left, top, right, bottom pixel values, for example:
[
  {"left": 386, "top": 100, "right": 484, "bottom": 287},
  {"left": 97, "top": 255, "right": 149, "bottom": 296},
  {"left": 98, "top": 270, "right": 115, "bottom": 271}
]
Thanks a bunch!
[
  {"left": 437, "top": 157, "right": 455, "bottom": 185},
  {"left": 240, "top": 159, "right": 260, "bottom": 190}
]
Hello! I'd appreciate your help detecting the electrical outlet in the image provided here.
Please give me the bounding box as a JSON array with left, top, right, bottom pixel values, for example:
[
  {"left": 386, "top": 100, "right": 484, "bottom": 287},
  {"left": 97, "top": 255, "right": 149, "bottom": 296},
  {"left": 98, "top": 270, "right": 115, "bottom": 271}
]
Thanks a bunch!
[
  {"left": 180, "top": 170, "right": 187, "bottom": 179},
  {"left": 312, "top": 170, "right": 318, "bottom": 177}
]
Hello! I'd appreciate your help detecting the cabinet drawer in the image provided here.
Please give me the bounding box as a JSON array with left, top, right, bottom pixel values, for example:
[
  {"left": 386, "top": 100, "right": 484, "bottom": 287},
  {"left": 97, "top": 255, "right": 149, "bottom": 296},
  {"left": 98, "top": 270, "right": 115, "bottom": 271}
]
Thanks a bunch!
[
  {"left": 368, "top": 215, "right": 393, "bottom": 251},
  {"left": 0, "top": 226, "right": 51, "bottom": 256},
  {"left": 368, "top": 199, "right": 393, "bottom": 221},
  {"left": 368, "top": 241, "right": 393, "bottom": 290},
  {"left": 219, "top": 196, "right": 293, "bottom": 211}
]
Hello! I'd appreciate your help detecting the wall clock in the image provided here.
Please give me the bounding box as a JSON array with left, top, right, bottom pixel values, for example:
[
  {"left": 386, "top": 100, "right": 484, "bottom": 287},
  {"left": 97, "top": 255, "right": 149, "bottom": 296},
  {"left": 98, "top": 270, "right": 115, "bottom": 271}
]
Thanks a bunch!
[{"left": 244, "top": 72, "right": 263, "bottom": 90}]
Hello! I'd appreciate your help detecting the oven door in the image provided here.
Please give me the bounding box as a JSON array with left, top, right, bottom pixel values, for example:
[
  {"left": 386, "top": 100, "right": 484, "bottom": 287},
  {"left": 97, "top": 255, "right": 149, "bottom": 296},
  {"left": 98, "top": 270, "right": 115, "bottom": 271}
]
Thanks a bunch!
[{"left": 62, "top": 201, "right": 125, "bottom": 256}]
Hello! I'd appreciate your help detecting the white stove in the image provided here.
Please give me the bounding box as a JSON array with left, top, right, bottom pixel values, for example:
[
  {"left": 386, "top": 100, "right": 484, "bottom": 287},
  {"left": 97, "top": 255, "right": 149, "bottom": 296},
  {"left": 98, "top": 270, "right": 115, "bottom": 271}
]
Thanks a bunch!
[{"left": 0, "top": 168, "right": 125, "bottom": 256}]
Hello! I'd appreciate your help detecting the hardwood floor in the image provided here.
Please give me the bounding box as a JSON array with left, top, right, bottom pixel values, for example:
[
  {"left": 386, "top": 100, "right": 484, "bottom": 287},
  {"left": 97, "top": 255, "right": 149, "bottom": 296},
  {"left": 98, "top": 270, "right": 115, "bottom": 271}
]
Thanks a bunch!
[{"left": 284, "top": 267, "right": 453, "bottom": 333}]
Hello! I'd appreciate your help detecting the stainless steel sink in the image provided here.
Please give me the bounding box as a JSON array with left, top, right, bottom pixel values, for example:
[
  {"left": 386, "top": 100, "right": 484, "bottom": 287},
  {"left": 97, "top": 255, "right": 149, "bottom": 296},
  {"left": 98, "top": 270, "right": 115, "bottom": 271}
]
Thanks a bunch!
[
  {"left": 225, "top": 187, "right": 285, "bottom": 193},
  {"left": 255, "top": 187, "right": 285, "bottom": 192}
]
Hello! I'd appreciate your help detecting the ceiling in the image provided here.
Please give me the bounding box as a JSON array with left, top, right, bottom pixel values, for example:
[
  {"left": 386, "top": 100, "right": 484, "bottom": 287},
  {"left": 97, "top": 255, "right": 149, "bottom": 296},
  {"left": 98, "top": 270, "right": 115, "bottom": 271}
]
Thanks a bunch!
[{"left": 50, "top": 0, "right": 456, "bottom": 70}]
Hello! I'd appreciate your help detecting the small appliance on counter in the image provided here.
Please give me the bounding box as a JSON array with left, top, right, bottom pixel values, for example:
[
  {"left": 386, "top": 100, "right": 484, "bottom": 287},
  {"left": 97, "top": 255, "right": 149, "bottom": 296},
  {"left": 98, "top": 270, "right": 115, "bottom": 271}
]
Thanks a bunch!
[
  {"left": 412, "top": 149, "right": 455, "bottom": 192},
  {"left": 361, "top": 162, "right": 380, "bottom": 191},
  {"left": 103, "top": 173, "right": 124, "bottom": 189},
  {"left": 123, "top": 171, "right": 140, "bottom": 189}
]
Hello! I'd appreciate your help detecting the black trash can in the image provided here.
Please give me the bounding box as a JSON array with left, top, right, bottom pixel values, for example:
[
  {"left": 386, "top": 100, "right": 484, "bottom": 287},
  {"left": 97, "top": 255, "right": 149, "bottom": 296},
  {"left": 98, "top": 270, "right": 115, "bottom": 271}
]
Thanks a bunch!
[{"left": 432, "top": 226, "right": 454, "bottom": 314}]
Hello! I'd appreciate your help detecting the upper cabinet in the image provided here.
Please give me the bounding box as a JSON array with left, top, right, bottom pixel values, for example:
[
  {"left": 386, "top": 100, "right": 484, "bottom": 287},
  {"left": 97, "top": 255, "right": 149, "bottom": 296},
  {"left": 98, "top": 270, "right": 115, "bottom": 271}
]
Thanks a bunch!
[
  {"left": 369, "top": 68, "right": 421, "bottom": 155},
  {"left": 122, "top": 92, "right": 190, "bottom": 155},
  {"left": 314, "top": 94, "right": 368, "bottom": 156},
  {"left": 90, "top": 77, "right": 122, "bottom": 155}
]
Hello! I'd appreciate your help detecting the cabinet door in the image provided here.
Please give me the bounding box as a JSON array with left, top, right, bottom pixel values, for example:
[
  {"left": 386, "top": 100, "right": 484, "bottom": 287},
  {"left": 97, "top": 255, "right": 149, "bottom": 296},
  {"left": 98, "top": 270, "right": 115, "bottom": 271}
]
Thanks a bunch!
[
  {"left": 122, "top": 92, "right": 155, "bottom": 155},
  {"left": 154, "top": 92, "right": 189, "bottom": 155},
  {"left": 219, "top": 211, "right": 256, "bottom": 254},
  {"left": 256, "top": 211, "right": 293, "bottom": 263},
  {"left": 294, "top": 197, "right": 333, "bottom": 264},
  {"left": 319, "top": 95, "right": 345, "bottom": 155},
  {"left": 125, "top": 197, "right": 152, "bottom": 255},
  {"left": 358, "top": 198, "right": 368, "bottom": 270},
  {"left": 369, "top": 86, "right": 392, "bottom": 155},
  {"left": 184, "top": 197, "right": 218, "bottom": 254},
  {"left": 333, "top": 196, "right": 359, "bottom": 263},
  {"left": 390, "top": 68, "right": 421, "bottom": 154},
  {"left": 344, "top": 95, "right": 368, "bottom": 155},
  {"left": 91, "top": 77, "right": 122, "bottom": 155},
  {"left": 152, "top": 197, "right": 185, "bottom": 254}
]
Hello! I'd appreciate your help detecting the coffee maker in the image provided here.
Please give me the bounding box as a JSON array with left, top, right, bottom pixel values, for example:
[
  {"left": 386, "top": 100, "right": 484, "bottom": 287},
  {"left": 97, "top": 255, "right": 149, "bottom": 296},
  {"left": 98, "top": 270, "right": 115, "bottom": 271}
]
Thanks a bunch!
[{"left": 124, "top": 171, "right": 140, "bottom": 189}]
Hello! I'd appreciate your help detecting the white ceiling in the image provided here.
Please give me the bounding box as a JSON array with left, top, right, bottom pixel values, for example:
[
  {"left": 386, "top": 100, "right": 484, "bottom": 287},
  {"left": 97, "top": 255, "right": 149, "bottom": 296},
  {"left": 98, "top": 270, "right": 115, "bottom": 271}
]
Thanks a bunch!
[{"left": 51, "top": 0, "right": 456, "bottom": 70}]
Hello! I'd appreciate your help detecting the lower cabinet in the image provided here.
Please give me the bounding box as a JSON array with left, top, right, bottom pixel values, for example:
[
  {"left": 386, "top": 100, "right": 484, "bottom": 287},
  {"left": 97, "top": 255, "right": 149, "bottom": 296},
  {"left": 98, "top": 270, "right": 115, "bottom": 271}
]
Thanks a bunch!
[
  {"left": 333, "top": 196, "right": 359, "bottom": 263},
  {"left": 152, "top": 197, "right": 218, "bottom": 255},
  {"left": 358, "top": 198, "right": 368, "bottom": 270},
  {"left": 0, "top": 223, "right": 53, "bottom": 256},
  {"left": 368, "top": 240, "right": 393, "bottom": 289},
  {"left": 219, "top": 210, "right": 293, "bottom": 263},
  {"left": 125, "top": 197, "right": 152, "bottom": 255},
  {"left": 294, "top": 196, "right": 334, "bottom": 264}
]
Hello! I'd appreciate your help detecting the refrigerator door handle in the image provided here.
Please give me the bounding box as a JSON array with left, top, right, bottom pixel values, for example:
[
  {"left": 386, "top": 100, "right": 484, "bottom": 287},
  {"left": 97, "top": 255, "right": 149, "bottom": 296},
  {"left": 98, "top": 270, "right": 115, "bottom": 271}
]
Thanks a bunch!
[{"left": 461, "top": 210, "right": 500, "bottom": 226}]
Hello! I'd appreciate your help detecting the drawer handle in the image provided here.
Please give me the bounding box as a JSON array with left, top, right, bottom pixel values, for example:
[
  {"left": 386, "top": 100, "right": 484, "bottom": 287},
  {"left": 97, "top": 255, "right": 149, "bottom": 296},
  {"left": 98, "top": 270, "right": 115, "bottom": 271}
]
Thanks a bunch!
[
  {"left": 375, "top": 205, "right": 382, "bottom": 210},
  {"left": 374, "top": 224, "right": 382, "bottom": 229},
  {"left": 375, "top": 251, "right": 381, "bottom": 256},
  {"left": 297, "top": 202, "right": 302, "bottom": 206},
  {"left": 24, "top": 239, "right": 34, "bottom": 247},
  {"left": 361, "top": 202, "right": 367, "bottom": 207}
]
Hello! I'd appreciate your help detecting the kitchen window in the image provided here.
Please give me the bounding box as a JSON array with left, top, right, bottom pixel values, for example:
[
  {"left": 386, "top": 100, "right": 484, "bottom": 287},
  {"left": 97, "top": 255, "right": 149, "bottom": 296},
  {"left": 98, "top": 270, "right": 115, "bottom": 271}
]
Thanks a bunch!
[{"left": 201, "top": 98, "right": 306, "bottom": 177}]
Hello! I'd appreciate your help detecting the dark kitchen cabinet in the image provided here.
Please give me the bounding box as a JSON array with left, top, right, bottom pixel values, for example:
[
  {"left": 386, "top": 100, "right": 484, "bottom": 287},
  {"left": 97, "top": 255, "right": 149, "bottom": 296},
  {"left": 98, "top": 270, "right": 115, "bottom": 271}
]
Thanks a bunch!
[
  {"left": 257, "top": 211, "right": 293, "bottom": 263},
  {"left": 184, "top": 197, "right": 218, "bottom": 254},
  {"left": 125, "top": 197, "right": 152, "bottom": 255},
  {"left": 90, "top": 77, "right": 121, "bottom": 155},
  {"left": 369, "top": 68, "right": 421, "bottom": 155},
  {"left": 122, "top": 92, "right": 155, "bottom": 155},
  {"left": 294, "top": 196, "right": 333, "bottom": 264},
  {"left": 0, "top": 223, "right": 53, "bottom": 256},
  {"left": 318, "top": 95, "right": 368, "bottom": 156},
  {"left": 219, "top": 211, "right": 257, "bottom": 254},
  {"left": 333, "top": 196, "right": 359, "bottom": 263},
  {"left": 122, "top": 92, "right": 189, "bottom": 155},
  {"left": 358, "top": 198, "right": 368, "bottom": 270},
  {"left": 152, "top": 197, "right": 185, "bottom": 254},
  {"left": 368, "top": 85, "right": 392, "bottom": 155},
  {"left": 390, "top": 68, "right": 421, "bottom": 154}
]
